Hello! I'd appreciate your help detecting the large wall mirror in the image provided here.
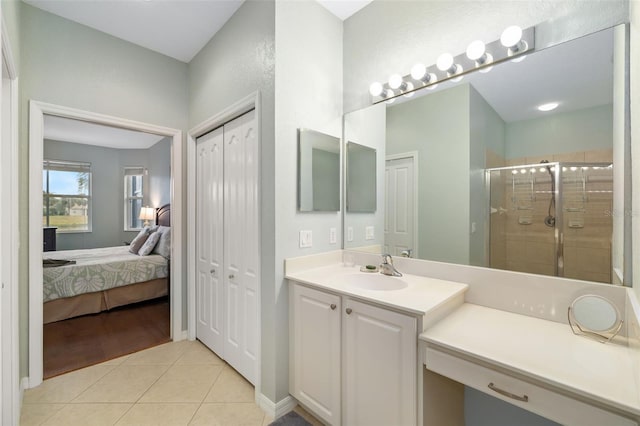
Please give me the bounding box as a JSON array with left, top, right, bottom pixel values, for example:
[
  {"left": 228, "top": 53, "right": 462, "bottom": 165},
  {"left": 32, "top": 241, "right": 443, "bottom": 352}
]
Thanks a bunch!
[{"left": 343, "top": 24, "right": 631, "bottom": 286}]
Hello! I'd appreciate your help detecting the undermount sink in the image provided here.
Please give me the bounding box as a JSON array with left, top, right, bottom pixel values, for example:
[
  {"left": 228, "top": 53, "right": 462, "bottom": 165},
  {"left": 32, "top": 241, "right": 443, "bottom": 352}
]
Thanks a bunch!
[{"left": 344, "top": 273, "right": 409, "bottom": 291}]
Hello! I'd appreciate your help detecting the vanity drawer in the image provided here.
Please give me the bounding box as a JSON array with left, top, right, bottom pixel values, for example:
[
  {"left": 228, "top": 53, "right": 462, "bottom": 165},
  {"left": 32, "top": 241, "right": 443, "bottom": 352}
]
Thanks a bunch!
[{"left": 424, "top": 346, "right": 637, "bottom": 426}]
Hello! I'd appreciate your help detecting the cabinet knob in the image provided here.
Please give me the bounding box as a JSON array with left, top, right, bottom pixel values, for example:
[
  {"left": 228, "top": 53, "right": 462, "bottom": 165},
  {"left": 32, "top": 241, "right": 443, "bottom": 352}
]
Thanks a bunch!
[
  {"left": 346, "top": 308, "right": 352, "bottom": 315},
  {"left": 210, "top": 269, "right": 216, "bottom": 274},
  {"left": 330, "top": 304, "right": 336, "bottom": 310},
  {"left": 229, "top": 274, "right": 235, "bottom": 279}
]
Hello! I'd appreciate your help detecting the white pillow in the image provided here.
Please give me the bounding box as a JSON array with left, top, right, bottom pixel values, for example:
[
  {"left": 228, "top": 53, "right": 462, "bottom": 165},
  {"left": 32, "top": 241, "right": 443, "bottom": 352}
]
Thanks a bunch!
[
  {"left": 152, "top": 227, "right": 171, "bottom": 259},
  {"left": 129, "top": 228, "right": 151, "bottom": 254},
  {"left": 138, "top": 231, "right": 161, "bottom": 256}
]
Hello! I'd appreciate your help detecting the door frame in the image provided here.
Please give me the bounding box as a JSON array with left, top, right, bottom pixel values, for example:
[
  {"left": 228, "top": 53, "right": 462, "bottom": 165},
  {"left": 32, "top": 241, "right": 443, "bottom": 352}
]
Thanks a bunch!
[
  {"left": 385, "top": 151, "right": 419, "bottom": 258},
  {"left": 186, "top": 91, "right": 262, "bottom": 396},
  {"left": 1, "top": 16, "right": 20, "bottom": 425},
  {"left": 28, "top": 101, "right": 183, "bottom": 388}
]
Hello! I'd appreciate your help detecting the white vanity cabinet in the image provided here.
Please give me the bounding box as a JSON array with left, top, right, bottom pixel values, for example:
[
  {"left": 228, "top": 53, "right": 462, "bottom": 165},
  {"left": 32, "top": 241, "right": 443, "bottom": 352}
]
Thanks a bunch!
[
  {"left": 290, "top": 283, "right": 342, "bottom": 425},
  {"left": 290, "top": 282, "right": 418, "bottom": 426}
]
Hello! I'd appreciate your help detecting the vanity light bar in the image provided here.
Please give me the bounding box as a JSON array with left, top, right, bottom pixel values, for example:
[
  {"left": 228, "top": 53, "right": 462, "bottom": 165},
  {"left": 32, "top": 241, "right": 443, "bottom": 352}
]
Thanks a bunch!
[{"left": 369, "top": 25, "right": 535, "bottom": 104}]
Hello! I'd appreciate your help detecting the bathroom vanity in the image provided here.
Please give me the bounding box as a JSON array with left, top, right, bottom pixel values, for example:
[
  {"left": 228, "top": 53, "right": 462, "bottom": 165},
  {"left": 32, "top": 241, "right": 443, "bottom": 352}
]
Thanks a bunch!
[
  {"left": 286, "top": 251, "right": 640, "bottom": 426},
  {"left": 286, "top": 253, "right": 467, "bottom": 426}
]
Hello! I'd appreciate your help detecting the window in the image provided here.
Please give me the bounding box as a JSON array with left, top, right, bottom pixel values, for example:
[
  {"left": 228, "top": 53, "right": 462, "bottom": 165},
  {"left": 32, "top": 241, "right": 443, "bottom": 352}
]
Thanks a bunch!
[
  {"left": 124, "top": 167, "right": 145, "bottom": 231},
  {"left": 43, "top": 160, "right": 92, "bottom": 232}
]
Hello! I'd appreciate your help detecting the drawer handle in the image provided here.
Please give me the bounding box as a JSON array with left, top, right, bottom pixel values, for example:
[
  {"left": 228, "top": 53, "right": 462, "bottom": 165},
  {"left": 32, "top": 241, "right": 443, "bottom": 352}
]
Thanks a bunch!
[
  {"left": 330, "top": 304, "right": 336, "bottom": 310},
  {"left": 488, "top": 383, "right": 529, "bottom": 402}
]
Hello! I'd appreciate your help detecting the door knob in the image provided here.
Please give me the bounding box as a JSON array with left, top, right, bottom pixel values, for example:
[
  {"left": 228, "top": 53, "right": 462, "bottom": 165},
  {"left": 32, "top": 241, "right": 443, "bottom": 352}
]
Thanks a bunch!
[
  {"left": 330, "top": 304, "right": 336, "bottom": 310},
  {"left": 346, "top": 308, "right": 352, "bottom": 315}
]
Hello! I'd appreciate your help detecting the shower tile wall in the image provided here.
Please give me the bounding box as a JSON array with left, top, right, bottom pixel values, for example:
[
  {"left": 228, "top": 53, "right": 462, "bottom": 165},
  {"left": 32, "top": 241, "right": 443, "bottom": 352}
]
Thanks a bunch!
[{"left": 490, "top": 148, "right": 613, "bottom": 283}]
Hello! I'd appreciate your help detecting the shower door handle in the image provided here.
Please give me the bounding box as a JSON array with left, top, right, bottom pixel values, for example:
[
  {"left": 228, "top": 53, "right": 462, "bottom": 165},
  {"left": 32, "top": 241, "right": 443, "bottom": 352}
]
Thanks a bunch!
[{"left": 557, "top": 231, "right": 564, "bottom": 276}]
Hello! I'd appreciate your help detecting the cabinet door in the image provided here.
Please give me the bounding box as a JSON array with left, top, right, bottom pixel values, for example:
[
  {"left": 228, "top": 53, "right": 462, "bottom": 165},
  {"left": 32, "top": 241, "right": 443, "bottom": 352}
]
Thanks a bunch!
[
  {"left": 344, "top": 299, "right": 417, "bottom": 426},
  {"left": 290, "top": 284, "right": 341, "bottom": 426}
]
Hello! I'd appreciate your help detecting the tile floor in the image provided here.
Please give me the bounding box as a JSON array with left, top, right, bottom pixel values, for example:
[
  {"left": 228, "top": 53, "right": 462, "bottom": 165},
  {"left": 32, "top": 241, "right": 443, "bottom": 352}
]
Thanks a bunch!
[{"left": 20, "top": 340, "right": 276, "bottom": 426}]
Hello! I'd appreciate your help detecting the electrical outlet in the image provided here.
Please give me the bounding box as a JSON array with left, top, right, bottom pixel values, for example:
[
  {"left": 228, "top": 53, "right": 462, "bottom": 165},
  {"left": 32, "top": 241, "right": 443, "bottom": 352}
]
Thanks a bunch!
[
  {"left": 471, "top": 222, "right": 476, "bottom": 234},
  {"left": 329, "top": 228, "right": 337, "bottom": 244},
  {"left": 347, "top": 227, "right": 354, "bottom": 242},
  {"left": 365, "top": 226, "right": 375, "bottom": 240},
  {"left": 299, "top": 230, "right": 313, "bottom": 248}
]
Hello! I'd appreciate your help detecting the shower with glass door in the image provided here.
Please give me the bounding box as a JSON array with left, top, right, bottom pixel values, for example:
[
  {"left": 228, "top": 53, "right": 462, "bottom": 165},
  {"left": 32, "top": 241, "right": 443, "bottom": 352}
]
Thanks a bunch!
[{"left": 486, "top": 162, "right": 613, "bottom": 283}]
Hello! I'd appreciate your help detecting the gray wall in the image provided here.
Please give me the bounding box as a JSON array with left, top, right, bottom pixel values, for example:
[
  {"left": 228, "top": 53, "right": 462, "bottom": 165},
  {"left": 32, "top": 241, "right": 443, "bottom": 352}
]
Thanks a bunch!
[
  {"left": 43, "top": 138, "right": 171, "bottom": 250},
  {"left": 386, "top": 85, "right": 471, "bottom": 265},
  {"left": 470, "top": 86, "right": 506, "bottom": 267},
  {"left": 505, "top": 104, "right": 613, "bottom": 160},
  {"left": 19, "top": 3, "right": 188, "bottom": 376}
]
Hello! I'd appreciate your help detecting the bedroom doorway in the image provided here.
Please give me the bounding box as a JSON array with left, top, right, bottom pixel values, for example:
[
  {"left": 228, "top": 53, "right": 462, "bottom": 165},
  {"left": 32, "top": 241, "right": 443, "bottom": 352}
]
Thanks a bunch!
[{"left": 28, "top": 102, "right": 183, "bottom": 388}]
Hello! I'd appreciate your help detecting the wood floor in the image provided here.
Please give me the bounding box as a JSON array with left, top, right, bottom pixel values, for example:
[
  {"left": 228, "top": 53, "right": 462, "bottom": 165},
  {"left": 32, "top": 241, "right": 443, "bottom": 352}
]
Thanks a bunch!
[{"left": 43, "top": 297, "right": 170, "bottom": 379}]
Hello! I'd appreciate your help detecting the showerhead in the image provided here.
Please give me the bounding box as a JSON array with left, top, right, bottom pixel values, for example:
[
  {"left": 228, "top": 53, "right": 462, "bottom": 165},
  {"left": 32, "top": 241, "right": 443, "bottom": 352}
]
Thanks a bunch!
[{"left": 540, "top": 160, "right": 553, "bottom": 177}]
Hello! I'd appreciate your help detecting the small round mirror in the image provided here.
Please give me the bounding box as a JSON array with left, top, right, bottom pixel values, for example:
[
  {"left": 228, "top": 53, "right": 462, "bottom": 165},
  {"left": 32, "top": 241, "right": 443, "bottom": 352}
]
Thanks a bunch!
[{"left": 571, "top": 295, "right": 620, "bottom": 332}]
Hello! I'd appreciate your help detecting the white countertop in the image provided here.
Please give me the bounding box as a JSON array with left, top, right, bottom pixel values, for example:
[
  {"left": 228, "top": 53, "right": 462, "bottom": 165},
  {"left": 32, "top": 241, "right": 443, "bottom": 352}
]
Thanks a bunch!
[
  {"left": 285, "top": 263, "right": 468, "bottom": 316},
  {"left": 421, "top": 303, "right": 640, "bottom": 417}
]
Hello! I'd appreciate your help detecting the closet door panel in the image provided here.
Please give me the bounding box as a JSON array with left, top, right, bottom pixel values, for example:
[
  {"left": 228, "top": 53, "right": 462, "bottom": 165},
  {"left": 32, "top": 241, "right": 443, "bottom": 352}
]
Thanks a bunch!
[
  {"left": 223, "top": 110, "right": 257, "bottom": 384},
  {"left": 195, "top": 128, "right": 225, "bottom": 356}
]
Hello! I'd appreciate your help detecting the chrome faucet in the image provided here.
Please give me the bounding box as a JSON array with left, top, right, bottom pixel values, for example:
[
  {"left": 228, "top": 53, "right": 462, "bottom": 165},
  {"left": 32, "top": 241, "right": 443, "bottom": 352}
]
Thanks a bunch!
[{"left": 380, "top": 254, "right": 403, "bottom": 277}]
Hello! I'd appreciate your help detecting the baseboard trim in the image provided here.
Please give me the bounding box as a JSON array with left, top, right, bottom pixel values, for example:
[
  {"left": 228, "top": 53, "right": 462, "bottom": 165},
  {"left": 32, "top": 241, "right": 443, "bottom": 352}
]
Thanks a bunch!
[{"left": 256, "top": 393, "right": 297, "bottom": 419}]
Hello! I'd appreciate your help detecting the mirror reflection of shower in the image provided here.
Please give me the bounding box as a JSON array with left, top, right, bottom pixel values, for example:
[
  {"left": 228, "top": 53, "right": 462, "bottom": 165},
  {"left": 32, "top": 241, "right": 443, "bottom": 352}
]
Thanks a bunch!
[
  {"left": 540, "top": 160, "right": 556, "bottom": 227},
  {"left": 487, "top": 161, "right": 613, "bottom": 283}
]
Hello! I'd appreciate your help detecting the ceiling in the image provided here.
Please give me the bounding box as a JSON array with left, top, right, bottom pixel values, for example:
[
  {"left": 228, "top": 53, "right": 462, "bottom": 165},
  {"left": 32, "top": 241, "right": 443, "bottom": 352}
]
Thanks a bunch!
[
  {"left": 44, "top": 115, "right": 166, "bottom": 149},
  {"left": 23, "top": 0, "right": 372, "bottom": 63}
]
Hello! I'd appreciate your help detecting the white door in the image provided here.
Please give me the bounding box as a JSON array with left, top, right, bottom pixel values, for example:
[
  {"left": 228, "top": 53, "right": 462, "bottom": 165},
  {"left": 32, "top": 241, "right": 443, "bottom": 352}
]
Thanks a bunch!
[
  {"left": 343, "top": 299, "right": 417, "bottom": 426},
  {"left": 385, "top": 156, "right": 415, "bottom": 257},
  {"left": 290, "top": 284, "right": 341, "bottom": 426},
  {"left": 195, "top": 127, "right": 225, "bottom": 355},
  {"left": 223, "top": 110, "right": 258, "bottom": 384}
]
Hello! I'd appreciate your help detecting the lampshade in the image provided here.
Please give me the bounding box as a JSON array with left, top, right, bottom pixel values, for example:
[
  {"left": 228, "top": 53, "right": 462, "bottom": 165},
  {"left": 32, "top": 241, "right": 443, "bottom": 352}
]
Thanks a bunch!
[{"left": 139, "top": 206, "right": 155, "bottom": 223}]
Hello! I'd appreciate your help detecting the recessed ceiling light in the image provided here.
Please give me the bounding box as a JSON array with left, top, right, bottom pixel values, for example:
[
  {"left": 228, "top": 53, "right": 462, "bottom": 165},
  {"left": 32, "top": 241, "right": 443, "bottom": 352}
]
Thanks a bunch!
[{"left": 537, "top": 102, "right": 559, "bottom": 112}]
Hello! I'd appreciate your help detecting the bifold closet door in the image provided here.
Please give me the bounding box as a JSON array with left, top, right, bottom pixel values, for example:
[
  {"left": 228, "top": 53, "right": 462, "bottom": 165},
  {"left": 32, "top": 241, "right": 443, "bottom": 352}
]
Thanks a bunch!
[
  {"left": 223, "top": 110, "right": 258, "bottom": 384},
  {"left": 195, "top": 127, "right": 225, "bottom": 356}
]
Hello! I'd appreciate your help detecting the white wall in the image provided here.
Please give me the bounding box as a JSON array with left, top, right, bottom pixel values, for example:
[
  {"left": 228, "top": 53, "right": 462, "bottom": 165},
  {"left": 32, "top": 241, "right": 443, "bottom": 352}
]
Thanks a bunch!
[
  {"left": 19, "top": 3, "right": 188, "bottom": 377},
  {"left": 631, "top": 0, "right": 640, "bottom": 296},
  {"left": 274, "top": 0, "right": 343, "bottom": 402}
]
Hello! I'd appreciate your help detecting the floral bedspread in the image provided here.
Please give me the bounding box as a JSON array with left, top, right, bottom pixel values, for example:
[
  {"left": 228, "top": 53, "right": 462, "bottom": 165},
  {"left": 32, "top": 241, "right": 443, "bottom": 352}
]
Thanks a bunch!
[{"left": 42, "top": 246, "right": 168, "bottom": 302}]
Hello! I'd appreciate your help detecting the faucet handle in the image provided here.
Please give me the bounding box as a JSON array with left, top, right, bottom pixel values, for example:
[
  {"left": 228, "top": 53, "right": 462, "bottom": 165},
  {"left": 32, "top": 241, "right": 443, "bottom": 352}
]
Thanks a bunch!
[{"left": 381, "top": 253, "right": 393, "bottom": 264}]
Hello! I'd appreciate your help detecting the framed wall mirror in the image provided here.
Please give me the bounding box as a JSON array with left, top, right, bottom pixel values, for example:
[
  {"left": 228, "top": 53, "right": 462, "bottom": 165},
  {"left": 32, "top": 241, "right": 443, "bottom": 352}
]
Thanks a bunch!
[
  {"left": 343, "top": 24, "right": 631, "bottom": 286},
  {"left": 298, "top": 128, "right": 341, "bottom": 212}
]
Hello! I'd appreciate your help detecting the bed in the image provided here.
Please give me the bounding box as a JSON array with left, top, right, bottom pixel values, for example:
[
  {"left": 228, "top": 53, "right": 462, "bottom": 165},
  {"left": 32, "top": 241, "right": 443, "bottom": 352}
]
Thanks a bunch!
[{"left": 42, "top": 204, "right": 171, "bottom": 324}]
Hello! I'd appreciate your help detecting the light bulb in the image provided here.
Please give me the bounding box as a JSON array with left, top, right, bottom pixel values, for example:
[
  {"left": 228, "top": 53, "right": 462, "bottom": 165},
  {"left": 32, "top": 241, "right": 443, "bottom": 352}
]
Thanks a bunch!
[
  {"left": 501, "top": 25, "right": 523, "bottom": 48},
  {"left": 403, "top": 82, "right": 415, "bottom": 97},
  {"left": 384, "top": 88, "right": 396, "bottom": 104},
  {"left": 411, "top": 63, "right": 426, "bottom": 81},
  {"left": 436, "top": 53, "right": 454, "bottom": 72},
  {"left": 369, "top": 82, "right": 383, "bottom": 97},
  {"left": 388, "top": 74, "right": 404, "bottom": 90},
  {"left": 466, "top": 40, "right": 486, "bottom": 61}
]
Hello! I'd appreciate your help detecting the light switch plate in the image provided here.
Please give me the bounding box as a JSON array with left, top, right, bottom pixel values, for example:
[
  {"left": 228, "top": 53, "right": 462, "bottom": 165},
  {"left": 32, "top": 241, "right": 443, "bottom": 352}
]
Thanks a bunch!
[
  {"left": 329, "top": 228, "right": 337, "bottom": 244},
  {"left": 347, "top": 227, "right": 354, "bottom": 242},
  {"left": 299, "top": 230, "right": 313, "bottom": 248},
  {"left": 365, "top": 226, "right": 374, "bottom": 240}
]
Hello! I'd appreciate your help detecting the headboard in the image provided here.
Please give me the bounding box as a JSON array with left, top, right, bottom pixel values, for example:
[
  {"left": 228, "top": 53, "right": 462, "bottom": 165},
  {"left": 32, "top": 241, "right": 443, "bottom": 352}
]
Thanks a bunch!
[{"left": 156, "top": 204, "right": 171, "bottom": 227}]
